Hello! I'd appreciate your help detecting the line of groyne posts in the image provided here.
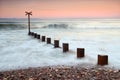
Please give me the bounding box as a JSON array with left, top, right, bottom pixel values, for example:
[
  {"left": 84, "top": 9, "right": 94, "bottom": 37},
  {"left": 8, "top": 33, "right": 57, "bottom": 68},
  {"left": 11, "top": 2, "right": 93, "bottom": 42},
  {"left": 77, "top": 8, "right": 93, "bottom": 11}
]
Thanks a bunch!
[{"left": 28, "top": 32, "right": 108, "bottom": 66}]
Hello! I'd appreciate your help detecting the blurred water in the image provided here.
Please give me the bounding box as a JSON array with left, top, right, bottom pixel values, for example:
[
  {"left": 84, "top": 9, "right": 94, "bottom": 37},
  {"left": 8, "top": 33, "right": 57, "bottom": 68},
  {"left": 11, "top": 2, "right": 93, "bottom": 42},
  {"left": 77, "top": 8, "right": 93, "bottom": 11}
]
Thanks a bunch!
[{"left": 0, "top": 18, "right": 120, "bottom": 71}]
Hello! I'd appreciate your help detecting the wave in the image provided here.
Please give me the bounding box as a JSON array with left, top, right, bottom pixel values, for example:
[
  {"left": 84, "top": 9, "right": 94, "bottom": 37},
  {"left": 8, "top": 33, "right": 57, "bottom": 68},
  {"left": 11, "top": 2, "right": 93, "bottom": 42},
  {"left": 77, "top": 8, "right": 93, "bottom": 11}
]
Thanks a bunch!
[
  {"left": 0, "top": 23, "right": 71, "bottom": 30},
  {"left": 41, "top": 23, "right": 120, "bottom": 29},
  {"left": 0, "top": 23, "right": 40, "bottom": 30},
  {"left": 0, "top": 23, "right": 27, "bottom": 30},
  {"left": 41, "top": 24, "right": 70, "bottom": 29},
  {"left": 0, "top": 21, "right": 120, "bottom": 30}
]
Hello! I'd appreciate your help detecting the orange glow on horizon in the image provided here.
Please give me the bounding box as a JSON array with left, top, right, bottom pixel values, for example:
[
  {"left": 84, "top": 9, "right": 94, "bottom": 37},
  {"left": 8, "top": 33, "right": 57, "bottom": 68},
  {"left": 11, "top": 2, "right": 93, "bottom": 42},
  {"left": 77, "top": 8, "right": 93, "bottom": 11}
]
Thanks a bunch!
[{"left": 0, "top": 0, "right": 120, "bottom": 18}]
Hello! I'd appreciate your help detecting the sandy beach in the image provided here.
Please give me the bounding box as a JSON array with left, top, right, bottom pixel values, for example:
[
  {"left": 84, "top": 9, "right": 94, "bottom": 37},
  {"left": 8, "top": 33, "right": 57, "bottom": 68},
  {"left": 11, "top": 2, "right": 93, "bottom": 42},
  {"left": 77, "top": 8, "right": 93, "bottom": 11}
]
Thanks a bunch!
[{"left": 0, "top": 65, "right": 120, "bottom": 80}]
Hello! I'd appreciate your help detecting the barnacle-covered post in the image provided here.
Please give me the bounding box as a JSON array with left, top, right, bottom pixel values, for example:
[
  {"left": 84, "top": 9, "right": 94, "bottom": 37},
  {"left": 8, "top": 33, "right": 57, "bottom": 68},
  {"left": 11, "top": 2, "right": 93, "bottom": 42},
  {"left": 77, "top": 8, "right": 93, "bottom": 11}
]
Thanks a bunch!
[{"left": 25, "top": 11, "right": 32, "bottom": 35}]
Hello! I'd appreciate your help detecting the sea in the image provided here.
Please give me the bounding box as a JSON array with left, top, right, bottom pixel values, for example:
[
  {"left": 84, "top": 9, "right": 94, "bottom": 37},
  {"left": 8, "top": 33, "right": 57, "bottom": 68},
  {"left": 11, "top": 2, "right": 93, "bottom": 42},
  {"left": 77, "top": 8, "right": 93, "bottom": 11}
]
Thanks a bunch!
[{"left": 0, "top": 18, "right": 120, "bottom": 71}]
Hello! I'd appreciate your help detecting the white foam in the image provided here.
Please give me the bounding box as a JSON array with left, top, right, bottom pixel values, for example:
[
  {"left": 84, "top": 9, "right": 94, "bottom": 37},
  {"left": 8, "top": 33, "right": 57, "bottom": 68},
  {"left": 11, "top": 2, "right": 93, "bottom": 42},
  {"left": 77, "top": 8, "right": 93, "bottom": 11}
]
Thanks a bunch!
[{"left": 0, "top": 20, "right": 120, "bottom": 71}]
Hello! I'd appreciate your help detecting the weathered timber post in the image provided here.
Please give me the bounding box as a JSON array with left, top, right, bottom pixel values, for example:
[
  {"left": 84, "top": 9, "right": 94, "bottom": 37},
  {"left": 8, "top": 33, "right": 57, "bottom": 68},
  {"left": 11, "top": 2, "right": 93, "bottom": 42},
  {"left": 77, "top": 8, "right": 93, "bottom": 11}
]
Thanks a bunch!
[
  {"left": 30, "top": 32, "right": 33, "bottom": 36},
  {"left": 37, "top": 34, "right": 40, "bottom": 39},
  {"left": 42, "top": 36, "right": 45, "bottom": 42},
  {"left": 47, "top": 38, "right": 51, "bottom": 44},
  {"left": 54, "top": 40, "right": 59, "bottom": 48},
  {"left": 77, "top": 48, "right": 85, "bottom": 58},
  {"left": 29, "top": 32, "right": 32, "bottom": 35},
  {"left": 32, "top": 32, "right": 34, "bottom": 36},
  {"left": 34, "top": 33, "right": 37, "bottom": 38},
  {"left": 97, "top": 55, "right": 108, "bottom": 65},
  {"left": 63, "top": 43, "right": 69, "bottom": 52},
  {"left": 31, "top": 32, "right": 34, "bottom": 36}
]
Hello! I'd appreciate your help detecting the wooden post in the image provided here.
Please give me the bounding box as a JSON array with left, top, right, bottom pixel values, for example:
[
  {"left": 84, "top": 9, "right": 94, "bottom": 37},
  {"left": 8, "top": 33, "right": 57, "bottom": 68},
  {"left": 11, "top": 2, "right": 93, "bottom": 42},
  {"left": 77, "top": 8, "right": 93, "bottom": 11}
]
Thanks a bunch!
[
  {"left": 32, "top": 32, "right": 34, "bottom": 36},
  {"left": 30, "top": 32, "right": 33, "bottom": 36},
  {"left": 97, "top": 55, "right": 108, "bottom": 65},
  {"left": 28, "top": 31, "right": 32, "bottom": 35},
  {"left": 63, "top": 43, "right": 69, "bottom": 52},
  {"left": 28, "top": 32, "right": 31, "bottom": 35},
  {"left": 47, "top": 38, "right": 51, "bottom": 44},
  {"left": 28, "top": 32, "right": 30, "bottom": 35},
  {"left": 42, "top": 36, "right": 45, "bottom": 42},
  {"left": 77, "top": 48, "right": 85, "bottom": 58},
  {"left": 37, "top": 34, "right": 40, "bottom": 39},
  {"left": 34, "top": 33, "right": 37, "bottom": 38},
  {"left": 33, "top": 32, "right": 35, "bottom": 37},
  {"left": 31, "top": 32, "right": 34, "bottom": 36},
  {"left": 31, "top": 32, "right": 33, "bottom": 36},
  {"left": 54, "top": 40, "right": 59, "bottom": 48},
  {"left": 36, "top": 33, "right": 38, "bottom": 38}
]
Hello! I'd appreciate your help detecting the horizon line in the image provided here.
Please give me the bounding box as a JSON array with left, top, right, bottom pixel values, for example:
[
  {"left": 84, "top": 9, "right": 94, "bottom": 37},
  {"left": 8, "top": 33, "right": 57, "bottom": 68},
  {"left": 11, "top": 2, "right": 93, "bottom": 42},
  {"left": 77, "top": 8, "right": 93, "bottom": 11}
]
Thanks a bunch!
[{"left": 0, "top": 17, "right": 120, "bottom": 19}]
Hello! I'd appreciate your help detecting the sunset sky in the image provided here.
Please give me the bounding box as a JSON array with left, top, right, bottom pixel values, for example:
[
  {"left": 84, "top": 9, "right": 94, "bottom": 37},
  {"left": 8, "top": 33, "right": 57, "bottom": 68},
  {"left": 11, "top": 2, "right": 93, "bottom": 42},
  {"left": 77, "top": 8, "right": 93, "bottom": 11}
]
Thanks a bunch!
[{"left": 0, "top": 0, "right": 120, "bottom": 18}]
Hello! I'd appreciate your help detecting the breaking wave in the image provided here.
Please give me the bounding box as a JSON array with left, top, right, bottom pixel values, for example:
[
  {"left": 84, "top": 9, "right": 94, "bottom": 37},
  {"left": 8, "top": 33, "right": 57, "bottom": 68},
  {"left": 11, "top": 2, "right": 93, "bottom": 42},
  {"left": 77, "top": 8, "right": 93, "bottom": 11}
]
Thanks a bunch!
[
  {"left": 0, "top": 23, "right": 40, "bottom": 30},
  {"left": 0, "top": 19, "right": 120, "bottom": 30},
  {"left": 41, "top": 24, "right": 70, "bottom": 29},
  {"left": 0, "top": 24, "right": 27, "bottom": 30},
  {"left": 0, "top": 23, "right": 71, "bottom": 30}
]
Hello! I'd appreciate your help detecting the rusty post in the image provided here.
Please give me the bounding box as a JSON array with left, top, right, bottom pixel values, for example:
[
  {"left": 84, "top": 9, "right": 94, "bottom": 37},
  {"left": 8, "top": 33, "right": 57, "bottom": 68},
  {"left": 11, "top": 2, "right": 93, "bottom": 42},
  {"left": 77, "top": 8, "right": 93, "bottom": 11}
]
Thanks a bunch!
[
  {"left": 30, "top": 32, "right": 32, "bottom": 36},
  {"left": 34, "top": 33, "right": 37, "bottom": 38},
  {"left": 42, "top": 36, "right": 45, "bottom": 42},
  {"left": 28, "top": 31, "right": 31, "bottom": 35},
  {"left": 32, "top": 32, "right": 34, "bottom": 36},
  {"left": 63, "top": 43, "right": 69, "bottom": 52},
  {"left": 33, "top": 32, "right": 35, "bottom": 37},
  {"left": 54, "top": 40, "right": 59, "bottom": 48},
  {"left": 77, "top": 48, "right": 85, "bottom": 58},
  {"left": 47, "top": 38, "right": 51, "bottom": 44},
  {"left": 37, "top": 34, "right": 40, "bottom": 39},
  {"left": 97, "top": 55, "right": 108, "bottom": 65},
  {"left": 31, "top": 32, "right": 34, "bottom": 36},
  {"left": 31, "top": 32, "right": 33, "bottom": 35},
  {"left": 33, "top": 32, "right": 35, "bottom": 36}
]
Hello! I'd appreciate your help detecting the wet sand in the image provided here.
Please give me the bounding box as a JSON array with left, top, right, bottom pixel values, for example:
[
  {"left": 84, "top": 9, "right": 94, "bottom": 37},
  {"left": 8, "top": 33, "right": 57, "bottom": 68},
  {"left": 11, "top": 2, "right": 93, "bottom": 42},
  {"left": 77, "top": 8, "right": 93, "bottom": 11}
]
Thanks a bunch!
[{"left": 0, "top": 65, "right": 120, "bottom": 80}]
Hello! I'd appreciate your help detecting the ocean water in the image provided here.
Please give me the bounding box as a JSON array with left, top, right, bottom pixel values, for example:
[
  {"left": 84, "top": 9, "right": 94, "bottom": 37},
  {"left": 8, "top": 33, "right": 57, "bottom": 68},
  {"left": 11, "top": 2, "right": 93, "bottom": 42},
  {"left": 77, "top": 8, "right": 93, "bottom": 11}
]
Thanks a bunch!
[{"left": 0, "top": 18, "right": 120, "bottom": 71}]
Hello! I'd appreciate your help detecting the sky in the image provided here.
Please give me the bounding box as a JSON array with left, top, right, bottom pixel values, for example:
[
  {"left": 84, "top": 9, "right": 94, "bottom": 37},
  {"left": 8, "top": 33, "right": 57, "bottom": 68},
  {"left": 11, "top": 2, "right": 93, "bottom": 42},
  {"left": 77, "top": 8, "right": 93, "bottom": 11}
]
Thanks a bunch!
[{"left": 0, "top": 0, "right": 120, "bottom": 18}]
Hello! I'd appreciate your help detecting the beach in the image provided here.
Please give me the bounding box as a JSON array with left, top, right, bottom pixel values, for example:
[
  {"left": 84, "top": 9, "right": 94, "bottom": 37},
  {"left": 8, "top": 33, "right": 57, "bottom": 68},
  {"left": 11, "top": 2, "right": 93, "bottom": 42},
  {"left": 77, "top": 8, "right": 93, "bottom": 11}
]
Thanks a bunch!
[{"left": 0, "top": 65, "right": 120, "bottom": 80}]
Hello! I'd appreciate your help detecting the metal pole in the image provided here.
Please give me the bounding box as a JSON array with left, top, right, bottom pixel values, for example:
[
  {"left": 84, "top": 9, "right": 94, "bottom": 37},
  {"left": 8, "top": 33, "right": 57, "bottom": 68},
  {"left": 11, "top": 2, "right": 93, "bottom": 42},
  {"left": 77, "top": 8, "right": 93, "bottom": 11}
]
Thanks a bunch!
[
  {"left": 28, "top": 15, "right": 30, "bottom": 33},
  {"left": 25, "top": 11, "right": 32, "bottom": 35}
]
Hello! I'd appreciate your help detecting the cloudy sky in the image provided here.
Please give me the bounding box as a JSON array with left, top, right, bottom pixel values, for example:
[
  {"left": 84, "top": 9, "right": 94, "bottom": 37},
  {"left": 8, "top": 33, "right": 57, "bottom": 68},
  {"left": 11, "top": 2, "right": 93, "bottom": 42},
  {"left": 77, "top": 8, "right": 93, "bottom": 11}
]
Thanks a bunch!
[{"left": 0, "top": 0, "right": 120, "bottom": 18}]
